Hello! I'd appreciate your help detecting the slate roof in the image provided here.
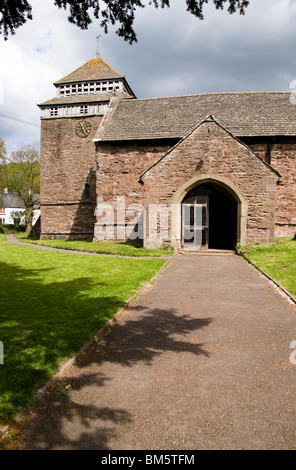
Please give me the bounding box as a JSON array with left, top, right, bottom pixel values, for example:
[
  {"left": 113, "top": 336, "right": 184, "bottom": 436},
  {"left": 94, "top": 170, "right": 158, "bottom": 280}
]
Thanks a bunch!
[
  {"left": 0, "top": 193, "right": 40, "bottom": 209},
  {"left": 54, "top": 57, "right": 123, "bottom": 84},
  {"left": 99, "top": 91, "right": 296, "bottom": 141},
  {"left": 0, "top": 193, "right": 25, "bottom": 208}
]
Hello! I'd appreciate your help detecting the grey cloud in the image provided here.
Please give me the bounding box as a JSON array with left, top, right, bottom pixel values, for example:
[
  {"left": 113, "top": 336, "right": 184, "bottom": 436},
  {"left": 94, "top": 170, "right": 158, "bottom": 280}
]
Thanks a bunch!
[{"left": 2, "top": 0, "right": 296, "bottom": 152}]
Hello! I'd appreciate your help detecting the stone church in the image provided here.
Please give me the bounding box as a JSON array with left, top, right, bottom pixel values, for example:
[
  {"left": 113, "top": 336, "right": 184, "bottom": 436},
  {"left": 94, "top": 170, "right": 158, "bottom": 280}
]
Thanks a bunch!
[{"left": 38, "top": 56, "right": 296, "bottom": 250}]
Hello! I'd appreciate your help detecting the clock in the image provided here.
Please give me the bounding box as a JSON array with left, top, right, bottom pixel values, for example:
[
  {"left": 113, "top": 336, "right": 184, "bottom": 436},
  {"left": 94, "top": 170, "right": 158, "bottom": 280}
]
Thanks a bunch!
[{"left": 75, "top": 120, "right": 92, "bottom": 138}]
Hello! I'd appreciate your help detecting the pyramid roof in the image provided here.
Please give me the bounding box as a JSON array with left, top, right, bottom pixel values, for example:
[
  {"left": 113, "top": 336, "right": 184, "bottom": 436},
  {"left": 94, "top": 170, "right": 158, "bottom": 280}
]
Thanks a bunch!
[{"left": 54, "top": 57, "right": 123, "bottom": 85}]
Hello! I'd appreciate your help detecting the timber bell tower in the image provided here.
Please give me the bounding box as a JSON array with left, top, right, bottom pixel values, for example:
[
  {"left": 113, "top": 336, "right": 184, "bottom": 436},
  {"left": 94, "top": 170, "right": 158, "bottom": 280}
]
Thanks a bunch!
[{"left": 38, "top": 56, "right": 135, "bottom": 239}]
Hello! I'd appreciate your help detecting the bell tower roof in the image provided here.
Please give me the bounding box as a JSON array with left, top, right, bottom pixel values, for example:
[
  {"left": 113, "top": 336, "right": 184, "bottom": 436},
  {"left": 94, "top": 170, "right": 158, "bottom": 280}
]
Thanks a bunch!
[{"left": 54, "top": 57, "right": 124, "bottom": 85}]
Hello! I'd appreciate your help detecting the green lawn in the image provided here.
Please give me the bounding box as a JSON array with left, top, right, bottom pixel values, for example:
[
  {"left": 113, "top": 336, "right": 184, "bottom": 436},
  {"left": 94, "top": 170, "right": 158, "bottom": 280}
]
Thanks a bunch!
[
  {"left": 16, "top": 233, "right": 174, "bottom": 258},
  {"left": 0, "top": 234, "right": 167, "bottom": 426},
  {"left": 243, "top": 237, "right": 296, "bottom": 299}
]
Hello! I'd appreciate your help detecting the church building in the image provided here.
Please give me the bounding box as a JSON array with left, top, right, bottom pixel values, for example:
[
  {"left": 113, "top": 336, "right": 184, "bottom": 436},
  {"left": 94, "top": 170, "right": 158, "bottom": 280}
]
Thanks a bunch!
[{"left": 38, "top": 56, "right": 296, "bottom": 250}]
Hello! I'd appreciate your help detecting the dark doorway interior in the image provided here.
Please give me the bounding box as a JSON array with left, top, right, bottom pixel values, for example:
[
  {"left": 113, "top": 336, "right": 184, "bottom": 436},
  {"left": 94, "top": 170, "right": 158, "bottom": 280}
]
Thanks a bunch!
[
  {"left": 208, "top": 186, "right": 237, "bottom": 249},
  {"left": 182, "top": 183, "right": 237, "bottom": 250}
]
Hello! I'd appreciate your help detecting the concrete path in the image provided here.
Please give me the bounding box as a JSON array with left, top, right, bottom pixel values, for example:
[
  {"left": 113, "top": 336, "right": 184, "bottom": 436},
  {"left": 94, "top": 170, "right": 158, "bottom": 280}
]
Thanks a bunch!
[{"left": 8, "top": 253, "right": 296, "bottom": 450}]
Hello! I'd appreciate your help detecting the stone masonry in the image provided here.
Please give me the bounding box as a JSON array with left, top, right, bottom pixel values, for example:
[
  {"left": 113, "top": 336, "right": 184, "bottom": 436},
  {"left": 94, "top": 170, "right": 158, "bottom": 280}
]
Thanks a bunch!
[{"left": 40, "top": 115, "right": 101, "bottom": 239}]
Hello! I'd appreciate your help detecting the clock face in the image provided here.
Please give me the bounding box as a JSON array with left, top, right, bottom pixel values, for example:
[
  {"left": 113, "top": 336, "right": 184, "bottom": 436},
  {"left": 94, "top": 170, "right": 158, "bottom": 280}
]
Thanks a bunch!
[{"left": 75, "top": 120, "right": 92, "bottom": 138}]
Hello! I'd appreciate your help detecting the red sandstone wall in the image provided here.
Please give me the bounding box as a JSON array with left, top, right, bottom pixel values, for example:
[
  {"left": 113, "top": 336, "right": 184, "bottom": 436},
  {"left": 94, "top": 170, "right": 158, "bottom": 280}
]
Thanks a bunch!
[
  {"left": 248, "top": 141, "right": 296, "bottom": 238},
  {"left": 40, "top": 115, "right": 102, "bottom": 238},
  {"left": 94, "top": 141, "right": 173, "bottom": 241},
  {"left": 41, "top": 113, "right": 295, "bottom": 243},
  {"left": 271, "top": 143, "right": 296, "bottom": 237}
]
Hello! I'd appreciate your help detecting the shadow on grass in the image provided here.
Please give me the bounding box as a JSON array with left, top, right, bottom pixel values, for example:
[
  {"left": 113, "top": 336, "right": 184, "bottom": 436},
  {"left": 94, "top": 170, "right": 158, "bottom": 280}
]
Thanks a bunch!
[
  {"left": 0, "top": 260, "right": 125, "bottom": 424},
  {"left": 1, "top": 260, "right": 212, "bottom": 450}
]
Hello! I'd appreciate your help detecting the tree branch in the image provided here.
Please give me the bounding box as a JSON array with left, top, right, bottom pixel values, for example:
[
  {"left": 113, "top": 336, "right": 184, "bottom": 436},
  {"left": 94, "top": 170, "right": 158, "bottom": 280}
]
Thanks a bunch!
[{"left": 0, "top": 0, "right": 250, "bottom": 43}]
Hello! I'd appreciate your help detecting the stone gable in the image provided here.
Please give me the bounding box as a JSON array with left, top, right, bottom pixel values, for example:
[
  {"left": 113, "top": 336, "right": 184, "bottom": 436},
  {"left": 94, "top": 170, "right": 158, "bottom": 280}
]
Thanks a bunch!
[{"left": 141, "top": 118, "right": 279, "bottom": 248}]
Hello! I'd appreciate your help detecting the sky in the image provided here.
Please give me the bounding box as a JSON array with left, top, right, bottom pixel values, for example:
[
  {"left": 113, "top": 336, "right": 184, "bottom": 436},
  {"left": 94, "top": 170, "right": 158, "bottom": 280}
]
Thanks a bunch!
[{"left": 1, "top": 0, "right": 296, "bottom": 154}]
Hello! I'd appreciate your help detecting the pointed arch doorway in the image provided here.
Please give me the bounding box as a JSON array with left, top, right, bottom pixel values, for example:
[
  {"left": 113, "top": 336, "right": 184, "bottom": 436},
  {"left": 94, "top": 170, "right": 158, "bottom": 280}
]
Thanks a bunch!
[{"left": 182, "top": 182, "right": 238, "bottom": 250}]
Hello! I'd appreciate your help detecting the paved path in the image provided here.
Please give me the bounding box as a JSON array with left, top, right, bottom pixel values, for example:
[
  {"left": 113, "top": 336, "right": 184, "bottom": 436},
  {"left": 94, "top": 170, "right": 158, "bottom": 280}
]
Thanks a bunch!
[
  {"left": 8, "top": 253, "right": 296, "bottom": 450},
  {"left": 5, "top": 234, "right": 171, "bottom": 259}
]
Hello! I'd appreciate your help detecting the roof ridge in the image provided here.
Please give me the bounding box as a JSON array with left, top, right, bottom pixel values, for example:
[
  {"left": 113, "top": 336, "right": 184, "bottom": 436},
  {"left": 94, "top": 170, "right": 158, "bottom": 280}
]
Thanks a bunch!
[{"left": 123, "top": 91, "right": 290, "bottom": 102}]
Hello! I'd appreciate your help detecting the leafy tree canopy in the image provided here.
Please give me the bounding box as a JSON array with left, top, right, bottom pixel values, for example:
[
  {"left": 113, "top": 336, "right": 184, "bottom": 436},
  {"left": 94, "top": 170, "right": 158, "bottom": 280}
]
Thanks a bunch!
[{"left": 0, "top": 0, "right": 249, "bottom": 44}]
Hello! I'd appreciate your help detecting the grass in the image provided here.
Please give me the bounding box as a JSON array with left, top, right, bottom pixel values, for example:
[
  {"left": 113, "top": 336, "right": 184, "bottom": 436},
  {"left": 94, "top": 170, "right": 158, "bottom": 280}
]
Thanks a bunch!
[
  {"left": 16, "top": 233, "right": 174, "bottom": 258},
  {"left": 0, "top": 234, "right": 167, "bottom": 426},
  {"left": 243, "top": 237, "right": 296, "bottom": 299}
]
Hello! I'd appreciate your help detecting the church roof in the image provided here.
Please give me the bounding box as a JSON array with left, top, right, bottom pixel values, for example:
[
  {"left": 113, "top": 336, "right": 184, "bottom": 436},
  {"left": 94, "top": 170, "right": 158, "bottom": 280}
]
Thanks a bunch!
[
  {"left": 99, "top": 91, "right": 296, "bottom": 141},
  {"left": 54, "top": 57, "right": 124, "bottom": 84}
]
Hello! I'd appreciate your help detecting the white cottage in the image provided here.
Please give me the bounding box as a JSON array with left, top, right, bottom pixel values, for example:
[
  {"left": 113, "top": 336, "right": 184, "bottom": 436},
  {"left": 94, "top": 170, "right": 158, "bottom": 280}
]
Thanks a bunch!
[{"left": 0, "top": 191, "right": 40, "bottom": 226}]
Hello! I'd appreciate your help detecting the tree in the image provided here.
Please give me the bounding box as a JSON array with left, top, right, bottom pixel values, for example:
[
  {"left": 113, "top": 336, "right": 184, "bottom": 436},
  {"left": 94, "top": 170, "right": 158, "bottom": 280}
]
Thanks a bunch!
[
  {"left": 0, "top": 138, "right": 6, "bottom": 164},
  {"left": 0, "top": 0, "right": 249, "bottom": 44},
  {"left": 0, "top": 138, "right": 7, "bottom": 208},
  {"left": 0, "top": 145, "right": 40, "bottom": 233}
]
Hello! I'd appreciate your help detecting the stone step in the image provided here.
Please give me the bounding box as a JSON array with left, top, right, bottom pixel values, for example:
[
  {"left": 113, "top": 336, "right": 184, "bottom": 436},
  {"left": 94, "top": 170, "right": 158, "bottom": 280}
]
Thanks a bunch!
[{"left": 179, "top": 249, "right": 235, "bottom": 256}]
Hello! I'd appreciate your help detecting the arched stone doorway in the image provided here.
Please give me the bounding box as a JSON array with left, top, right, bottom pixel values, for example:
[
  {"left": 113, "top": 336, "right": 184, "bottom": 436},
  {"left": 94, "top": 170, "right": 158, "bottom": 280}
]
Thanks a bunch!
[
  {"left": 170, "top": 174, "right": 247, "bottom": 250},
  {"left": 182, "top": 183, "right": 237, "bottom": 250}
]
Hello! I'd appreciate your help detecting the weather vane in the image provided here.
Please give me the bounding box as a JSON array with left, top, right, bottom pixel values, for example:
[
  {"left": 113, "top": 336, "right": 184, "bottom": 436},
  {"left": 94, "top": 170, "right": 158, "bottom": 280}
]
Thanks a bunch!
[{"left": 96, "top": 34, "right": 101, "bottom": 58}]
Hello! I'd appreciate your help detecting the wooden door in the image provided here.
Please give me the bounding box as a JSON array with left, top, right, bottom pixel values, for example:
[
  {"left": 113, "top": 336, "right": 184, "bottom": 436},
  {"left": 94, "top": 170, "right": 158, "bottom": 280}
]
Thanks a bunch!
[{"left": 182, "top": 197, "right": 209, "bottom": 249}]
